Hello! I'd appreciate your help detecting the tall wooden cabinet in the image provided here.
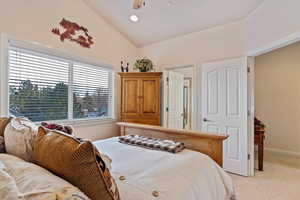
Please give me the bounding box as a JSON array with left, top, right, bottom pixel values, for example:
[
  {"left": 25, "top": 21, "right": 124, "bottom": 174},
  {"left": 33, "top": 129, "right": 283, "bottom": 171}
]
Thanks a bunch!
[{"left": 119, "top": 72, "right": 162, "bottom": 126}]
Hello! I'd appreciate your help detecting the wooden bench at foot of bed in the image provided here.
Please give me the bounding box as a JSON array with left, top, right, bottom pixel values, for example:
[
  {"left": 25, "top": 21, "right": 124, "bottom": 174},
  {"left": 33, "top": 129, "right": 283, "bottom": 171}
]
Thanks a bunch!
[{"left": 117, "top": 122, "right": 229, "bottom": 167}]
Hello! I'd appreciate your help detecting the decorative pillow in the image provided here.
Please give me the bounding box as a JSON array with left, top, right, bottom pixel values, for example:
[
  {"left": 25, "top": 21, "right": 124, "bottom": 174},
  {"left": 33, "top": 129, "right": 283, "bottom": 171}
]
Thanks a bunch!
[
  {"left": 0, "top": 136, "right": 5, "bottom": 153},
  {"left": 0, "top": 117, "right": 11, "bottom": 137},
  {"left": 0, "top": 161, "right": 21, "bottom": 200},
  {"left": 0, "top": 117, "right": 12, "bottom": 153},
  {"left": 4, "top": 118, "right": 38, "bottom": 162},
  {"left": 119, "top": 135, "right": 185, "bottom": 153},
  {"left": 0, "top": 154, "right": 90, "bottom": 200},
  {"left": 33, "top": 127, "right": 120, "bottom": 200},
  {"left": 101, "top": 152, "right": 113, "bottom": 170},
  {"left": 41, "top": 122, "right": 75, "bottom": 135}
]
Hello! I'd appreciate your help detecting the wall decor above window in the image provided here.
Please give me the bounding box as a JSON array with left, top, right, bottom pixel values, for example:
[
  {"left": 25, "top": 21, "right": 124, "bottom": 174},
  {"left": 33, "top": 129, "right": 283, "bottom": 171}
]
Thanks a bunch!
[{"left": 51, "top": 18, "right": 94, "bottom": 48}]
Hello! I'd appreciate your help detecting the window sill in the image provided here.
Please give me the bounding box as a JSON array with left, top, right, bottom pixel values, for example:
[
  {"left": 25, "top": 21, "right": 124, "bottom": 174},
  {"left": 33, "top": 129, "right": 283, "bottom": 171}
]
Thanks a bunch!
[{"left": 36, "top": 118, "right": 117, "bottom": 127}]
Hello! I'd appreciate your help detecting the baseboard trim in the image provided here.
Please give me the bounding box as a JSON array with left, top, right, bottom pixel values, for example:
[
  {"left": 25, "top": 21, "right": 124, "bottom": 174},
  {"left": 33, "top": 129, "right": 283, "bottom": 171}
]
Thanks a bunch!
[{"left": 265, "top": 148, "right": 300, "bottom": 158}]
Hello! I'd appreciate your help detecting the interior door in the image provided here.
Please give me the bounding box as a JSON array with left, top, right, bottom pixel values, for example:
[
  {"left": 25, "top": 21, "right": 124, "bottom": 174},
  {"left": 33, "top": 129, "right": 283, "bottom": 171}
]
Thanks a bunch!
[
  {"left": 202, "top": 58, "right": 249, "bottom": 176},
  {"left": 168, "top": 71, "right": 184, "bottom": 129}
]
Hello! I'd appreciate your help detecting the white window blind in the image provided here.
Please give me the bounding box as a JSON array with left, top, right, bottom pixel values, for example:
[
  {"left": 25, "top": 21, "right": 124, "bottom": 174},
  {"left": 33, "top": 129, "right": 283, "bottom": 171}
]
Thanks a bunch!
[
  {"left": 73, "top": 63, "right": 112, "bottom": 119},
  {"left": 8, "top": 45, "right": 114, "bottom": 122}
]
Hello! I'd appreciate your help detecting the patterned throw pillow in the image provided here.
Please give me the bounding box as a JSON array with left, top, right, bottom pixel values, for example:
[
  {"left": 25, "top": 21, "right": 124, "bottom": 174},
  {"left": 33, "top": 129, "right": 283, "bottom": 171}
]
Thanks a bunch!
[
  {"left": 41, "top": 122, "right": 74, "bottom": 135},
  {"left": 119, "top": 135, "right": 185, "bottom": 153},
  {"left": 4, "top": 117, "right": 38, "bottom": 162},
  {"left": 0, "top": 117, "right": 11, "bottom": 138},
  {"left": 0, "top": 136, "right": 5, "bottom": 153},
  {"left": 33, "top": 127, "right": 120, "bottom": 200}
]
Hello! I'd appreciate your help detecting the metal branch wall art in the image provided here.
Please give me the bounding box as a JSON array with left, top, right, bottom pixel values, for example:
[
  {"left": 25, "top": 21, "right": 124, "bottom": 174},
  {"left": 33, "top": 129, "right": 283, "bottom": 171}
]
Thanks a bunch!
[{"left": 52, "top": 18, "right": 94, "bottom": 48}]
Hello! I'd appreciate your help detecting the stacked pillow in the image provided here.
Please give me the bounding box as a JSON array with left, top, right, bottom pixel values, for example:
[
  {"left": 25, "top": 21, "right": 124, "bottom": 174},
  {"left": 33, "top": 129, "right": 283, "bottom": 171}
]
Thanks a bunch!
[
  {"left": 4, "top": 117, "right": 38, "bottom": 162},
  {"left": 0, "top": 154, "right": 90, "bottom": 200},
  {"left": 41, "top": 122, "right": 74, "bottom": 135},
  {"left": 1, "top": 117, "right": 120, "bottom": 200},
  {"left": 33, "top": 127, "right": 120, "bottom": 200},
  {"left": 0, "top": 117, "right": 12, "bottom": 153}
]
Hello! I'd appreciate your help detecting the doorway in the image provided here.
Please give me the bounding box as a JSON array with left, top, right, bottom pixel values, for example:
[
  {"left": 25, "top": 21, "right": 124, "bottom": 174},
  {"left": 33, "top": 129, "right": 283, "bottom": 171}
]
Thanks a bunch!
[
  {"left": 163, "top": 65, "right": 196, "bottom": 130},
  {"left": 253, "top": 41, "right": 300, "bottom": 172}
]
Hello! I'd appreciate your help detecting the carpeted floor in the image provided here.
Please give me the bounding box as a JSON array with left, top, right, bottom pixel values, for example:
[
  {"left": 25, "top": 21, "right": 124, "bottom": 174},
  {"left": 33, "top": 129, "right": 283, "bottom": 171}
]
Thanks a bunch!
[{"left": 230, "top": 152, "right": 300, "bottom": 200}]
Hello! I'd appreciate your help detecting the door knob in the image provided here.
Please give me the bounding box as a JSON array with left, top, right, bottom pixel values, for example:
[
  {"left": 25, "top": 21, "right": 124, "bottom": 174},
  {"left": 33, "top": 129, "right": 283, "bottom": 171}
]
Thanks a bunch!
[{"left": 203, "top": 118, "right": 213, "bottom": 122}]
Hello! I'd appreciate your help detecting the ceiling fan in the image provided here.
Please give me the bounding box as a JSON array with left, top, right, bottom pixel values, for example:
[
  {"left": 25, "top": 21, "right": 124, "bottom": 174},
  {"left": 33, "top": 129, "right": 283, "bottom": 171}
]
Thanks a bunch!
[{"left": 133, "top": 0, "right": 146, "bottom": 9}]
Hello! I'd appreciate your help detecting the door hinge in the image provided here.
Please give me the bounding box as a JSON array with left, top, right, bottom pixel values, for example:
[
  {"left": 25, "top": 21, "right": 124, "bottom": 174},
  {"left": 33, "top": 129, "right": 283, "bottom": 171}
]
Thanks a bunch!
[
  {"left": 247, "top": 110, "right": 251, "bottom": 116},
  {"left": 166, "top": 77, "right": 169, "bottom": 82},
  {"left": 247, "top": 67, "right": 251, "bottom": 73},
  {"left": 248, "top": 154, "right": 251, "bottom": 160},
  {"left": 166, "top": 107, "right": 169, "bottom": 112}
]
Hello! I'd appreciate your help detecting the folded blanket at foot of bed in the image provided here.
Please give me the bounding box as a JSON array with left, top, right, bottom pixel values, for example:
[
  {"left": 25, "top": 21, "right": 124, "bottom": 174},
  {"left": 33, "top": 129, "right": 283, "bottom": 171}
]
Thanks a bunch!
[{"left": 119, "top": 135, "right": 185, "bottom": 153}]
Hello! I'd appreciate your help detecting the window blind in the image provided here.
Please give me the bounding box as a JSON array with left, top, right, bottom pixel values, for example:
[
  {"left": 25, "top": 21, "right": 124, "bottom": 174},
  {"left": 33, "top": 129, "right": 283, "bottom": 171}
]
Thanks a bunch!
[
  {"left": 73, "top": 63, "right": 112, "bottom": 119},
  {"left": 9, "top": 47, "right": 69, "bottom": 122},
  {"left": 8, "top": 46, "right": 113, "bottom": 122}
]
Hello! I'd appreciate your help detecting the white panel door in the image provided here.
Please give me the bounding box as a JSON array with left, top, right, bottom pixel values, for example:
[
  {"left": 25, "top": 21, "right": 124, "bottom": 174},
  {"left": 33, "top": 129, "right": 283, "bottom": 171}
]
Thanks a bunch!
[
  {"left": 168, "top": 71, "right": 184, "bottom": 129},
  {"left": 202, "top": 58, "right": 248, "bottom": 176}
]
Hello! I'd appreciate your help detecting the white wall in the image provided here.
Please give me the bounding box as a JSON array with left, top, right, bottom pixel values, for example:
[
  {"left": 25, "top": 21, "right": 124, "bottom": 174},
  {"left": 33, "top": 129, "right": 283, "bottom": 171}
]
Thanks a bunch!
[
  {"left": 139, "top": 21, "right": 245, "bottom": 68},
  {"left": 0, "top": 0, "right": 138, "bottom": 140},
  {"left": 245, "top": 0, "right": 300, "bottom": 54}
]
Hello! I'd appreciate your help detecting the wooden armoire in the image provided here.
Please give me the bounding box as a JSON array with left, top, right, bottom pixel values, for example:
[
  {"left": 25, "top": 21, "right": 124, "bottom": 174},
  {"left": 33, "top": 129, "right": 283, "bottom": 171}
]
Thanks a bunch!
[{"left": 119, "top": 72, "right": 162, "bottom": 126}]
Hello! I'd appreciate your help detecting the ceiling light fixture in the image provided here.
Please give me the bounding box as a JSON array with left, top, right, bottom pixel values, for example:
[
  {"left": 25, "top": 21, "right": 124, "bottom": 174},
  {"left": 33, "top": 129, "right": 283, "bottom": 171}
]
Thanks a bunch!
[
  {"left": 130, "top": 15, "right": 139, "bottom": 23},
  {"left": 168, "top": 0, "right": 175, "bottom": 6}
]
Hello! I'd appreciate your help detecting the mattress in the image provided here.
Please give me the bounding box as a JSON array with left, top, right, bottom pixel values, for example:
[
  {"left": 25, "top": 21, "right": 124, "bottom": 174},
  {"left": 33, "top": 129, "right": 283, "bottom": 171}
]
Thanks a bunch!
[{"left": 93, "top": 137, "right": 235, "bottom": 200}]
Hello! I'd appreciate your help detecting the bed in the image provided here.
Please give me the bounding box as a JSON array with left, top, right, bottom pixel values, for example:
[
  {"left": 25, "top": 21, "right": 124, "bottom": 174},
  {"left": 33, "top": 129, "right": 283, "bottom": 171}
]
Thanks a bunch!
[
  {"left": 0, "top": 118, "right": 235, "bottom": 200},
  {"left": 93, "top": 122, "right": 235, "bottom": 200}
]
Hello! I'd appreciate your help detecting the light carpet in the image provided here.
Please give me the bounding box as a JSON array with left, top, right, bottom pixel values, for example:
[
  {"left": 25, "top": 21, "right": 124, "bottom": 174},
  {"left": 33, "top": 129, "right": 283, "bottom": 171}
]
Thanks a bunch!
[{"left": 230, "top": 152, "right": 300, "bottom": 200}]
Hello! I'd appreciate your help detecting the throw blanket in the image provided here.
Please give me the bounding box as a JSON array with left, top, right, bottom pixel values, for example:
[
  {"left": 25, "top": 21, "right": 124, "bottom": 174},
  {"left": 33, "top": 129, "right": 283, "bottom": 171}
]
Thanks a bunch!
[{"left": 119, "top": 135, "right": 185, "bottom": 153}]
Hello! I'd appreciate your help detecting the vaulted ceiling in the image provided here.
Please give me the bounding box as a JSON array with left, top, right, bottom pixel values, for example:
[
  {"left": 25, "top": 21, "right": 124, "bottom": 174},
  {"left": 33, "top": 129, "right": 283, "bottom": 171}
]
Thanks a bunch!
[{"left": 84, "top": 0, "right": 264, "bottom": 47}]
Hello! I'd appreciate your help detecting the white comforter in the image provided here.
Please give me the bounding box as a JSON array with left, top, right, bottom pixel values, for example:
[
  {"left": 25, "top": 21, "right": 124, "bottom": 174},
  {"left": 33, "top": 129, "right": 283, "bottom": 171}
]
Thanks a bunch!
[{"left": 93, "top": 137, "right": 235, "bottom": 200}]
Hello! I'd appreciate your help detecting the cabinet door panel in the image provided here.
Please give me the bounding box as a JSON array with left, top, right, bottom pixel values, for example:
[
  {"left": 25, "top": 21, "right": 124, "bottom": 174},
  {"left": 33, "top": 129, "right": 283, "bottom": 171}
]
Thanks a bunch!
[
  {"left": 122, "top": 79, "right": 139, "bottom": 115},
  {"left": 140, "top": 78, "right": 160, "bottom": 116}
]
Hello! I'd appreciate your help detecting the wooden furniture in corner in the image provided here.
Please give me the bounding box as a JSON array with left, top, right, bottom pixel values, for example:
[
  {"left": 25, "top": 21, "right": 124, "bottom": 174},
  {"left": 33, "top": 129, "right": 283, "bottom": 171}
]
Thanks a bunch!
[
  {"left": 255, "top": 117, "right": 266, "bottom": 171},
  {"left": 117, "top": 122, "right": 229, "bottom": 167},
  {"left": 119, "top": 72, "right": 162, "bottom": 126}
]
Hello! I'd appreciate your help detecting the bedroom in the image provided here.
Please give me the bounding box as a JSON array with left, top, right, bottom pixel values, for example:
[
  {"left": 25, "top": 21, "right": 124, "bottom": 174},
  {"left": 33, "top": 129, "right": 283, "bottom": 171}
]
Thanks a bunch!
[{"left": 0, "top": 0, "right": 300, "bottom": 200}]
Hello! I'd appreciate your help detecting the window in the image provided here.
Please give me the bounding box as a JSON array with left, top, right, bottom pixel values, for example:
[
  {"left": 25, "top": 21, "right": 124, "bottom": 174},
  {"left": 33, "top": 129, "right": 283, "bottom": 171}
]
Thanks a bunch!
[{"left": 8, "top": 45, "right": 114, "bottom": 122}]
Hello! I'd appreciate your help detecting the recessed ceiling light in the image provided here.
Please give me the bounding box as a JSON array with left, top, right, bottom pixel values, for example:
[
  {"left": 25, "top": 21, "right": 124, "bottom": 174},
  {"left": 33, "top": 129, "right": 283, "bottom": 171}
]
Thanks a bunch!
[{"left": 130, "top": 15, "right": 139, "bottom": 23}]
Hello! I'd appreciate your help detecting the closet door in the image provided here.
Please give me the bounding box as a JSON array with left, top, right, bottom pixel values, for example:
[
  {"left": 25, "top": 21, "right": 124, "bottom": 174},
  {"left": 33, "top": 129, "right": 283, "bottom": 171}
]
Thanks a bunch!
[
  {"left": 121, "top": 78, "right": 140, "bottom": 118},
  {"left": 140, "top": 78, "right": 161, "bottom": 125}
]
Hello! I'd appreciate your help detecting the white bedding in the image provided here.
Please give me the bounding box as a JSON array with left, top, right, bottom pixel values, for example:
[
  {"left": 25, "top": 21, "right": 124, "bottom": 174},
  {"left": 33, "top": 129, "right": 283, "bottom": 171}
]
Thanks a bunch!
[{"left": 93, "top": 137, "right": 236, "bottom": 200}]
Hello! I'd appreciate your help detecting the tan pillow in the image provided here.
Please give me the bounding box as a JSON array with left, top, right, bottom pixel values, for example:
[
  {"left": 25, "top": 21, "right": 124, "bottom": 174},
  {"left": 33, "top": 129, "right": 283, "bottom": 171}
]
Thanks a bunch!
[
  {"left": 33, "top": 127, "right": 120, "bottom": 200},
  {"left": 0, "top": 117, "right": 12, "bottom": 153},
  {"left": 0, "top": 117, "right": 11, "bottom": 137},
  {"left": 4, "top": 118, "right": 38, "bottom": 162}
]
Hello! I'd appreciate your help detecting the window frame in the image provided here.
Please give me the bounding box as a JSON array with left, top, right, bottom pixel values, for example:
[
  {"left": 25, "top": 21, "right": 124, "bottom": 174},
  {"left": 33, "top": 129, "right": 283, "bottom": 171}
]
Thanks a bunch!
[{"left": 0, "top": 35, "right": 116, "bottom": 126}]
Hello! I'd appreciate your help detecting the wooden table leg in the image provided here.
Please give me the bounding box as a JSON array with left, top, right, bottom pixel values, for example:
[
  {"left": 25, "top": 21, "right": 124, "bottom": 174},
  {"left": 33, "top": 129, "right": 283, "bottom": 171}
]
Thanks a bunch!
[{"left": 258, "top": 136, "right": 264, "bottom": 171}]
